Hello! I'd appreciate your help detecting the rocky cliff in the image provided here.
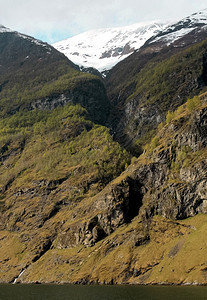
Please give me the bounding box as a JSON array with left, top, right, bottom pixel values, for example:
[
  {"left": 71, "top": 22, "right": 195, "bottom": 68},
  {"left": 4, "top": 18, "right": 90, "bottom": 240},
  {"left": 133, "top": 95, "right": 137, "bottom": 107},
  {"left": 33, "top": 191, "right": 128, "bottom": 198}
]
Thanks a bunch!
[{"left": 0, "top": 91, "right": 206, "bottom": 285}]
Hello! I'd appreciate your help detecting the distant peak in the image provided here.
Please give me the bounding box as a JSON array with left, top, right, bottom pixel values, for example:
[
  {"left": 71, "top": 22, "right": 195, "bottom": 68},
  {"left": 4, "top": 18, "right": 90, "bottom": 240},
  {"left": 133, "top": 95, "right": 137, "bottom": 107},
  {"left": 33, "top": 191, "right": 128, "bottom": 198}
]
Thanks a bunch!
[
  {"left": 53, "top": 21, "right": 168, "bottom": 72},
  {"left": 0, "top": 25, "right": 13, "bottom": 33}
]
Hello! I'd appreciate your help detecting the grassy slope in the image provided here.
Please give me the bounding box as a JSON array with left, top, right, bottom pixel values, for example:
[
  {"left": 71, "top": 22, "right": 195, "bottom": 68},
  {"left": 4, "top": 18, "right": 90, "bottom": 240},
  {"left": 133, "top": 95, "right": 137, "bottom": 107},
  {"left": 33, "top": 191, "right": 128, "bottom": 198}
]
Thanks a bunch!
[
  {"left": 0, "top": 103, "right": 131, "bottom": 283},
  {"left": 0, "top": 94, "right": 206, "bottom": 284},
  {"left": 10, "top": 214, "right": 207, "bottom": 285}
]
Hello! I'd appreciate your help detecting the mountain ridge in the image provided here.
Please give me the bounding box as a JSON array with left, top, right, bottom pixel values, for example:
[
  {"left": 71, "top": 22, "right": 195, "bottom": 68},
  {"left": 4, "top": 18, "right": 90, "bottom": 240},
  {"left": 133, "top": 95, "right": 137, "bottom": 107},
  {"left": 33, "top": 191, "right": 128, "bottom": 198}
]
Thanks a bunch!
[
  {"left": 53, "top": 21, "right": 168, "bottom": 72},
  {"left": 105, "top": 8, "right": 207, "bottom": 155}
]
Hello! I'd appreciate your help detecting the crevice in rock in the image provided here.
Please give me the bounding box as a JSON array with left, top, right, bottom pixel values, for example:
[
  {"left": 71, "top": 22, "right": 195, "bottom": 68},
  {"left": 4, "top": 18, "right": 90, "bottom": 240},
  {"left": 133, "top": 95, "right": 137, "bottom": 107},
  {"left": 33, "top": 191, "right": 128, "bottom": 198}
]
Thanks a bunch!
[
  {"left": 41, "top": 200, "right": 64, "bottom": 225},
  {"left": 32, "top": 239, "right": 53, "bottom": 263},
  {"left": 123, "top": 178, "right": 143, "bottom": 223}
]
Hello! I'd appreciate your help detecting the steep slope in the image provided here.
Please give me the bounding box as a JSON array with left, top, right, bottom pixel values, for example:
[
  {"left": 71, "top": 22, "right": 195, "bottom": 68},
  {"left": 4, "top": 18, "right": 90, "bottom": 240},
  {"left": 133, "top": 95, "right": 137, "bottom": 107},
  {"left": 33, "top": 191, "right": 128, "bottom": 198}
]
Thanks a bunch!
[
  {"left": 106, "top": 9, "right": 207, "bottom": 155},
  {"left": 0, "top": 25, "right": 131, "bottom": 284},
  {"left": 0, "top": 92, "right": 206, "bottom": 285},
  {"left": 0, "top": 25, "right": 110, "bottom": 124},
  {"left": 53, "top": 22, "right": 167, "bottom": 72},
  {"left": 0, "top": 103, "right": 131, "bottom": 283}
]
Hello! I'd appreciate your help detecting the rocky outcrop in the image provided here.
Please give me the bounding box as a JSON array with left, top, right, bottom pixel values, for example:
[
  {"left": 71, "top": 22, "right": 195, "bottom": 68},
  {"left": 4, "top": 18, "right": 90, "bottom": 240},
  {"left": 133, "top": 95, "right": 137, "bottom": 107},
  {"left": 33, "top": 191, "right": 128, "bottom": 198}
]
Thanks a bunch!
[
  {"left": 30, "top": 78, "right": 110, "bottom": 125},
  {"left": 54, "top": 178, "right": 143, "bottom": 248},
  {"left": 47, "top": 100, "right": 207, "bottom": 253},
  {"left": 61, "top": 100, "right": 207, "bottom": 248}
]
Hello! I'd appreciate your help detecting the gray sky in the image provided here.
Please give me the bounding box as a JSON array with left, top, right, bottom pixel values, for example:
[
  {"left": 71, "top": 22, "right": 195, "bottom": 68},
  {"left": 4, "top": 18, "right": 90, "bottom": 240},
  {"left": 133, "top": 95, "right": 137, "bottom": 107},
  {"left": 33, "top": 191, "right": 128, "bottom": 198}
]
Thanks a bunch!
[{"left": 0, "top": 0, "right": 207, "bottom": 43}]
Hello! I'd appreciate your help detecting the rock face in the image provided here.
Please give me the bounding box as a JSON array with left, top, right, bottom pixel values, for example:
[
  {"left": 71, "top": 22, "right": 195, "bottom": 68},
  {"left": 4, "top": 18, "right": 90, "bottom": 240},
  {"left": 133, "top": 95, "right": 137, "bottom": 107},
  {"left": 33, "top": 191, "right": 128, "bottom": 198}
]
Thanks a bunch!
[
  {"left": 45, "top": 98, "right": 207, "bottom": 251},
  {"left": 105, "top": 9, "right": 207, "bottom": 154},
  {"left": 29, "top": 78, "right": 110, "bottom": 125},
  {"left": 56, "top": 177, "right": 143, "bottom": 248}
]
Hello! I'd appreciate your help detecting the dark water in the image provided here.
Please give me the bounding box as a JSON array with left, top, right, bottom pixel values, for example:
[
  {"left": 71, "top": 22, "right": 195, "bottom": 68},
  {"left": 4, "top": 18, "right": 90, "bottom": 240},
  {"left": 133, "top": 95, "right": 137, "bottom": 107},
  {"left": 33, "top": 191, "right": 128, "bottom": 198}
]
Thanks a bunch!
[{"left": 0, "top": 284, "right": 206, "bottom": 300}]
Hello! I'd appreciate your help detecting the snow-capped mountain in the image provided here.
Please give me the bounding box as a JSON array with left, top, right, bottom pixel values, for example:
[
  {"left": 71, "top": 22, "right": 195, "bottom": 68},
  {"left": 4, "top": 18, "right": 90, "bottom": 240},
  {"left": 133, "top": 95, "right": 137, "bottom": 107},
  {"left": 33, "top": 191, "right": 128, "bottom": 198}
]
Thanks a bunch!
[
  {"left": 53, "top": 22, "right": 167, "bottom": 72},
  {"left": 148, "top": 8, "right": 207, "bottom": 46}
]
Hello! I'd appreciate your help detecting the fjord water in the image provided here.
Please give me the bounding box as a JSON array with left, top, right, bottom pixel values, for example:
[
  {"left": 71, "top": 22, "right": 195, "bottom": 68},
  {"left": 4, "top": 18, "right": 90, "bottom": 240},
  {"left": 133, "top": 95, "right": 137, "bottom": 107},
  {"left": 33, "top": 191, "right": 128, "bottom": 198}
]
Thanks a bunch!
[{"left": 0, "top": 284, "right": 206, "bottom": 300}]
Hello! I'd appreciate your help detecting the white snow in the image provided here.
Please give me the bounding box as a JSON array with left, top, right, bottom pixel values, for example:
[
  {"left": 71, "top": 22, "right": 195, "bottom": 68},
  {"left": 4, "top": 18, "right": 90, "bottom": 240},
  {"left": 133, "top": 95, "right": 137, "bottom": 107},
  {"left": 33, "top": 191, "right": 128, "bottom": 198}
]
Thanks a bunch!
[
  {"left": 152, "top": 28, "right": 193, "bottom": 45},
  {"left": 16, "top": 32, "right": 52, "bottom": 51},
  {"left": 151, "top": 8, "right": 207, "bottom": 46},
  {"left": 189, "top": 8, "right": 207, "bottom": 25},
  {"left": 53, "top": 8, "right": 207, "bottom": 71},
  {"left": 0, "top": 25, "right": 13, "bottom": 33},
  {"left": 53, "top": 21, "right": 168, "bottom": 72}
]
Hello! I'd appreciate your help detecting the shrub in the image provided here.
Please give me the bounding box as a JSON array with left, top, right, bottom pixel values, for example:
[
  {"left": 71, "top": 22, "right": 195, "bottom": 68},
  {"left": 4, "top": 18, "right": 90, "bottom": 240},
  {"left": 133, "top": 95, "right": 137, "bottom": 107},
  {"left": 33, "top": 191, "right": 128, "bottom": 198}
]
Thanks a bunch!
[
  {"left": 186, "top": 96, "right": 201, "bottom": 112},
  {"left": 166, "top": 110, "right": 175, "bottom": 123}
]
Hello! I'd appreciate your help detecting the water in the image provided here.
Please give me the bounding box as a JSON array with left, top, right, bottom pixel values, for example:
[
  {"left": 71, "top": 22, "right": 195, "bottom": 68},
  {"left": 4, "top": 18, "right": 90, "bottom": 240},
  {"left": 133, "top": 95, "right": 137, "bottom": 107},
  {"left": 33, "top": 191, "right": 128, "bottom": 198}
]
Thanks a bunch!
[{"left": 0, "top": 284, "right": 206, "bottom": 300}]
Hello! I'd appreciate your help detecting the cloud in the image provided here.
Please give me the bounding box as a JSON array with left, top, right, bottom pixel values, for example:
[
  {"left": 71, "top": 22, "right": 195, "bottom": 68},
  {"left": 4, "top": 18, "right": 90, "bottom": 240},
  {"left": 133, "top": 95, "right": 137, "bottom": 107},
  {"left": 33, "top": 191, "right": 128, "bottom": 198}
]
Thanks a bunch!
[{"left": 0, "top": 0, "right": 206, "bottom": 43}]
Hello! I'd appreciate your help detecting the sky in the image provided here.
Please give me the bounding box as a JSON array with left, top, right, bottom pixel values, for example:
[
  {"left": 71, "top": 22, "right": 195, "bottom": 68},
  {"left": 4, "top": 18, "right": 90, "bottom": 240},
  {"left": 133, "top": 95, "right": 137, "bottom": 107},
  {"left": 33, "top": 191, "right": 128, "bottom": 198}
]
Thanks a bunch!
[{"left": 0, "top": 0, "right": 207, "bottom": 44}]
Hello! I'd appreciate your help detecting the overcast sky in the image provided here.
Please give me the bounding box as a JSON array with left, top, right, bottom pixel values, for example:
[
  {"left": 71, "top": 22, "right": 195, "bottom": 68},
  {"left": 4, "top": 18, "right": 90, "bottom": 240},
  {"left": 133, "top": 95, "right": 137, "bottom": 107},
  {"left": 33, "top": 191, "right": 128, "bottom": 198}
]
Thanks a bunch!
[{"left": 0, "top": 0, "right": 207, "bottom": 44}]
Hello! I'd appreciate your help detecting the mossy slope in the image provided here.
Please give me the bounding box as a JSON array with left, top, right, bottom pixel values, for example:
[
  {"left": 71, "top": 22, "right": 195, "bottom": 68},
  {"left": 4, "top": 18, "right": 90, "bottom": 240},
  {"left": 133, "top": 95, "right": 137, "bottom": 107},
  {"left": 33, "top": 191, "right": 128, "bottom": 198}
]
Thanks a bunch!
[{"left": 6, "top": 214, "right": 207, "bottom": 285}]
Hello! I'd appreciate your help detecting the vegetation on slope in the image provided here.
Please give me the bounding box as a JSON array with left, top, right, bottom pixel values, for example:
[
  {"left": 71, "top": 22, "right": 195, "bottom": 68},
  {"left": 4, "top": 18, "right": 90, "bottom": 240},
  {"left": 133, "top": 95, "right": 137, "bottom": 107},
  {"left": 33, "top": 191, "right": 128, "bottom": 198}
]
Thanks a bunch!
[
  {"left": 0, "top": 103, "right": 130, "bottom": 198},
  {"left": 16, "top": 214, "right": 207, "bottom": 285},
  {"left": 106, "top": 37, "right": 207, "bottom": 155},
  {"left": 127, "top": 40, "right": 207, "bottom": 109},
  {"left": 0, "top": 102, "right": 131, "bottom": 282},
  {"left": 0, "top": 90, "right": 206, "bottom": 284},
  {"left": 0, "top": 31, "right": 109, "bottom": 124}
]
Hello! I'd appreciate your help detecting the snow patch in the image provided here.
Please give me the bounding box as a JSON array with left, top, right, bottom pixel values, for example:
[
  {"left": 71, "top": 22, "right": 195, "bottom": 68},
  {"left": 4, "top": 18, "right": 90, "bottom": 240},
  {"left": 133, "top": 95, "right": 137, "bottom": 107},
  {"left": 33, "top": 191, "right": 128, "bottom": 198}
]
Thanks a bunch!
[
  {"left": 152, "top": 28, "right": 194, "bottom": 45},
  {"left": 0, "top": 25, "right": 13, "bottom": 33}
]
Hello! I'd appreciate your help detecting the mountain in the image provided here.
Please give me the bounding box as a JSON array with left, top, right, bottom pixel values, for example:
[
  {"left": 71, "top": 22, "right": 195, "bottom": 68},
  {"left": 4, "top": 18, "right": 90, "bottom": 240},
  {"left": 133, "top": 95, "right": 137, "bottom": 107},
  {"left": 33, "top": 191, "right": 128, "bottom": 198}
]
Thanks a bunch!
[
  {"left": 0, "top": 25, "right": 131, "bottom": 284},
  {"left": 0, "top": 9, "right": 207, "bottom": 286},
  {"left": 105, "top": 8, "right": 207, "bottom": 155},
  {"left": 147, "top": 8, "right": 207, "bottom": 46},
  {"left": 52, "top": 22, "right": 167, "bottom": 72},
  {"left": 0, "top": 25, "right": 109, "bottom": 124}
]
